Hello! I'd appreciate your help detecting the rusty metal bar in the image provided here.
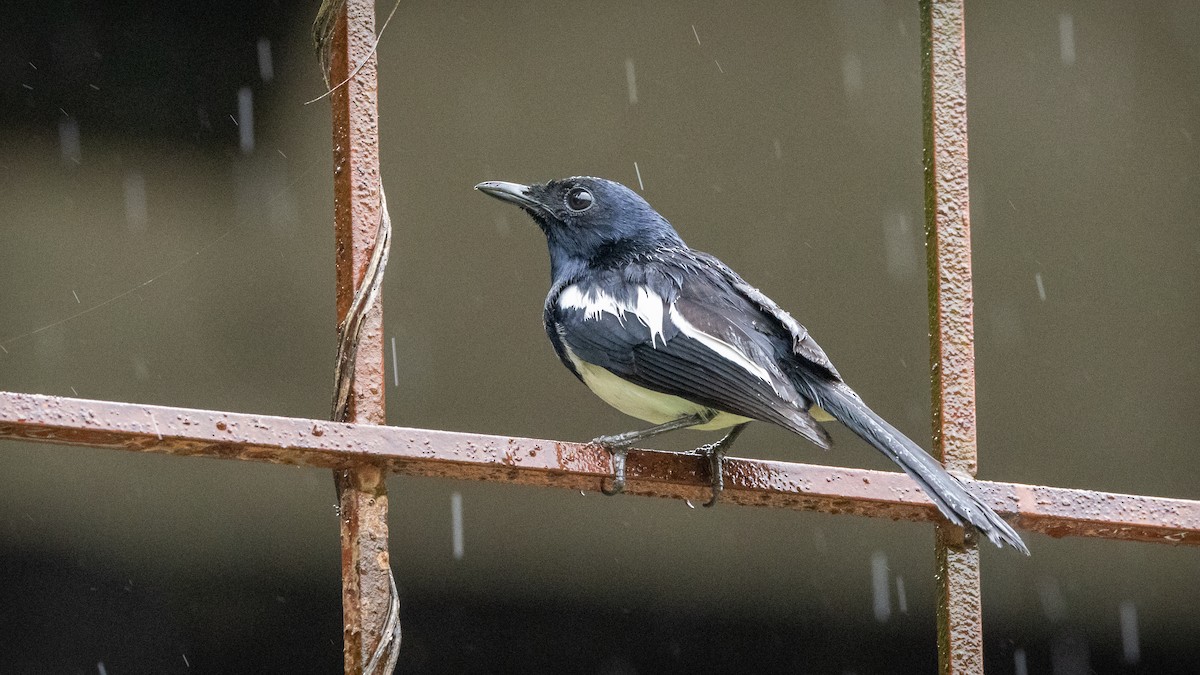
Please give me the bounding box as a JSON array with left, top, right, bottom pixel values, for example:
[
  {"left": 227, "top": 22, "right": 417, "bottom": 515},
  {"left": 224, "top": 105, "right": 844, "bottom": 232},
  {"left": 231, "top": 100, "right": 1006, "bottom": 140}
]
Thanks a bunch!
[
  {"left": 922, "top": 0, "right": 983, "bottom": 672},
  {"left": 324, "top": 0, "right": 395, "bottom": 671},
  {"left": 4, "top": 391, "right": 1199, "bottom": 547}
]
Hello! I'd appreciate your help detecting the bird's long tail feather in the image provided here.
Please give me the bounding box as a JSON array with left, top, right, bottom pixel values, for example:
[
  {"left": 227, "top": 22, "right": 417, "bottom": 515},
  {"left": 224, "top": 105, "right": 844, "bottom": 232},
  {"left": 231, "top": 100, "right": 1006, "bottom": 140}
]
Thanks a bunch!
[{"left": 806, "top": 380, "right": 1029, "bottom": 554}]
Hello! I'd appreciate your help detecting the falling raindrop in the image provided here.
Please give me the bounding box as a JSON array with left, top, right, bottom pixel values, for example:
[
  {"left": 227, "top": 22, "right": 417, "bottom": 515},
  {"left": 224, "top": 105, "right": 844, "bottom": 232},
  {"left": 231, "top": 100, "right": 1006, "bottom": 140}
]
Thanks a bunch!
[
  {"left": 841, "top": 53, "right": 863, "bottom": 98},
  {"left": 870, "top": 551, "right": 891, "bottom": 622},
  {"left": 624, "top": 58, "right": 638, "bottom": 105},
  {"left": 147, "top": 411, "right": 162, "bottom": 440},
  {"left": 59, "top": 117, "right": 81, "bottom": 165},
  {"left": 257, "top": 38, "right": 274, "bottom": 82},
  {"left": 633, "top": 162, "right": 645, "bottom": 191},
  {"left": 1035, "top": 272, "right": 1046, "bottom": 301},
  {"left": 691, "top": 25, "right": 701, "bottom": 45},
  {"left": 1058, "top": 14, "right": 1076, "bottom": 66},
  {"left": 390, "top": 336, "right": 400, "bottom": 388},
  {"left": 1038, "top": 577, "right": 1067, "bottom": 622},
  {"left": 123, "top": 172, "right": 148, "bottom": 231},
  {"left": 812, "top": 527, "right": 828, "bottom": 553},
  {"left": 772, "top": 139, "right": 782, "bottom": 159},
  {"left": 884, "top": 212, "right": 919, "bottom": 279},
  {"left": 894, "top": 574, "right": 908, "bottom": 614},
  {"left": 1013, "top": 648, "right": 1028, "bottom": 675},
  {"left": 1119, "top": 600, "right": 1140, "bottom": 664},
  {"left": 450, "top": 491, "right": 464, "bottom": 560},
  {"left": 237, "top": 87, "right": 255, "bottom": 154}
]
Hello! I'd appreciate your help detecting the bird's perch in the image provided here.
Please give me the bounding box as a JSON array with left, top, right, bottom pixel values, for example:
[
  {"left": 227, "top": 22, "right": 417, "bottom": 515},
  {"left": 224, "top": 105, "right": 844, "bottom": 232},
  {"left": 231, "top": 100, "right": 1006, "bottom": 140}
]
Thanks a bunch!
[{"left": 2, "top": 391, "right": 1197, "bottom": 548}]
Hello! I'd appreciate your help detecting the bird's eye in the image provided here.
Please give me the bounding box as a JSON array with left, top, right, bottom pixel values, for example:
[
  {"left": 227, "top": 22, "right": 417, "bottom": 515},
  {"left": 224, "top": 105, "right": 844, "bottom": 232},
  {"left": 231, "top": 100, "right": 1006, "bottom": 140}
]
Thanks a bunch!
[{"left": 565, "top": 186, "right": 594, "bottom": 212}]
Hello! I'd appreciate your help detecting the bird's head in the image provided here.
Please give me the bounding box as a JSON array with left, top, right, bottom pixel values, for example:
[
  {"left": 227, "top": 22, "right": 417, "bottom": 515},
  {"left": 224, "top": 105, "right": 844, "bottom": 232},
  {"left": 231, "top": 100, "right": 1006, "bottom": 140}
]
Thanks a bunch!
[{"left": 475, "top": 176, "right": 685, "bottom": 275}]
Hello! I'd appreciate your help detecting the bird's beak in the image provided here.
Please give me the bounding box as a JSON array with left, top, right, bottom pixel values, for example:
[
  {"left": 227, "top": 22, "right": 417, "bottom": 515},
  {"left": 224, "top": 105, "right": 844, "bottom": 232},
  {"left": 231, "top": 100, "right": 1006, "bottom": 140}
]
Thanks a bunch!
[{"left": 474, "top": 181, "right": 543, "bottom": 211}]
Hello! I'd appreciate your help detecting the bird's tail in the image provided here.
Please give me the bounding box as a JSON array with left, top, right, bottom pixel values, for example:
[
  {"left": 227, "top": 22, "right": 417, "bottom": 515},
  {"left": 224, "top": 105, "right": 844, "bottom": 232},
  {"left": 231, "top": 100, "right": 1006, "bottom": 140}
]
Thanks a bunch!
[{"left": 805, "top": 379, "right": 1029, "bottom": 554}]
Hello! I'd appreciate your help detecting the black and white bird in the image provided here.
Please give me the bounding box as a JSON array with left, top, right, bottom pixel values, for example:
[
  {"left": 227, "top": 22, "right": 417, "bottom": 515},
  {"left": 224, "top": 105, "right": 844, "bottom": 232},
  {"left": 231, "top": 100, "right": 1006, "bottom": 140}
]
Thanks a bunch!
[{"left": 476, "top": 176, "right": 1028, "bottom": 553}]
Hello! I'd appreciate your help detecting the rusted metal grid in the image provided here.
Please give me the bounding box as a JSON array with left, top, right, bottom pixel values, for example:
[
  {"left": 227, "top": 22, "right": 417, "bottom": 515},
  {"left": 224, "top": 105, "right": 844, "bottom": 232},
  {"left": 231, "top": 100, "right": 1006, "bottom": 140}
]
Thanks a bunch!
[{"left": 1, "top": 0, "right": 1198, "bottom": 673}]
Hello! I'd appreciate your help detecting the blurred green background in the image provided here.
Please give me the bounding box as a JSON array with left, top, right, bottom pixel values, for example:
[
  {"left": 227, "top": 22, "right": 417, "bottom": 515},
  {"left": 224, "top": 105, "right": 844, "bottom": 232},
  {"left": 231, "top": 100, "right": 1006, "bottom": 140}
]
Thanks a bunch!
[{"left": 1, "top": 1, "right": 1198, "bottom": 672}]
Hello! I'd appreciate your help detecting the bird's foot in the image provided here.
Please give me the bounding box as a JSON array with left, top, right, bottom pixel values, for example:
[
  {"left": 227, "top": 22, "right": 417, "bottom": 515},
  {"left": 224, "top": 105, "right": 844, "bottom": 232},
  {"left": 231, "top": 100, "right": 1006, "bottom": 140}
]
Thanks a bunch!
[
  {"left": 692, "top": 422, "right": 749, "bottom": 508},
  {"left": 695, "top": 442, "right": 727, "bottom": 508},
  {"left": 590, "top": 435, "right": 631, "bottom": 496},
  {"left": 587, "top": 414, "right": 719, "bottom": 497}
]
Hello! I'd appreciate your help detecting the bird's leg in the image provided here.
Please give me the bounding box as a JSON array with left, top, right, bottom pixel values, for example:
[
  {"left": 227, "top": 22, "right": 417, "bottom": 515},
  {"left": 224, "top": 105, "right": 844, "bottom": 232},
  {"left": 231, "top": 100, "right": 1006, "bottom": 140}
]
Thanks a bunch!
[
  {"left": 591, "top": 411, "right": 714, "bottom": 496},
  {"left": 696, "top": 422, "right": 750, "bottom": 508}
]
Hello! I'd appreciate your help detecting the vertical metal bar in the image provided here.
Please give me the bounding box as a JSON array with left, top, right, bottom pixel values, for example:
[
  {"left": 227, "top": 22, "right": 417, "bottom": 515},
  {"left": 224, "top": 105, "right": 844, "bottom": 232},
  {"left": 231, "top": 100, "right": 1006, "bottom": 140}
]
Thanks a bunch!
[
  {"left": 328, "top": 1, "right": 393, "bottom": 671},
  {"left": 921, "top": 0, "right": 984, "bottom": 673}
]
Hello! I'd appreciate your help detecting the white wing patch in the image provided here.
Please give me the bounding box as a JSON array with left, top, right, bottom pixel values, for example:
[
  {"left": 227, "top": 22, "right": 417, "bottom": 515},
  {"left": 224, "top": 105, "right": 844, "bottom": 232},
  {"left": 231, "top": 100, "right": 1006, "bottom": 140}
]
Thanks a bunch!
[
  {"left": 668, "top": 305, "right": 776, "bottom": 387},
  {"left": 633, "top": 288, "right": 666, "bottom": 347},
  {"left": 559, "top": 285, "right": 624, "bottom": 323},
  {"left": 560, "top": 284, "right": 782, "bottom": 389},
  {"left": 559, "top": 284, "right": 667, "bottom": 347}
]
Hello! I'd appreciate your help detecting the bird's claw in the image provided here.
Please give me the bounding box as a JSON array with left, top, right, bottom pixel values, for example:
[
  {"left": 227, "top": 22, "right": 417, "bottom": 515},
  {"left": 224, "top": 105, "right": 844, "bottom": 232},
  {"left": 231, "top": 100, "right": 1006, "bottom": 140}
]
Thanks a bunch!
[
  {"left": 693, "top": 423, "right": 748, "bottom": 508},
  {"left": 700, "top": 443, "right": 726, "bottom": 508},
  {"left": 601, "top": 476, "right": 625, "bottom": 496},
  {"left": 591, "top": 438, "right": 628, "bottom": 496}
]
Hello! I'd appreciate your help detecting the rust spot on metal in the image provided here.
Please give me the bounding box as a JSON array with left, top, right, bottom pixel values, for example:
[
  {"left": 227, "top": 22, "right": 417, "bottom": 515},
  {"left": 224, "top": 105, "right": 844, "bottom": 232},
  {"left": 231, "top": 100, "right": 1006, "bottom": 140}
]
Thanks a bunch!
[{"left": 936, "top": 525, "right": 982, "bottom": 674}]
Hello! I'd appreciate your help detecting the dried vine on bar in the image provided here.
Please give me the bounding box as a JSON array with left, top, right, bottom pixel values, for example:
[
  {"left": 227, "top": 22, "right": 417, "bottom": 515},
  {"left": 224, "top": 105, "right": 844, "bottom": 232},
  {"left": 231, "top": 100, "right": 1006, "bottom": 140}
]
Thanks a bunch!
[
  {"left": 332, "top": 189, "right": 393, "bottom": 423},
  {"left": 316, "top": 0, "right": 401, "bottom": 671},
  {"left": 330, "top": 189, "right": 399, "bottom": 672}
]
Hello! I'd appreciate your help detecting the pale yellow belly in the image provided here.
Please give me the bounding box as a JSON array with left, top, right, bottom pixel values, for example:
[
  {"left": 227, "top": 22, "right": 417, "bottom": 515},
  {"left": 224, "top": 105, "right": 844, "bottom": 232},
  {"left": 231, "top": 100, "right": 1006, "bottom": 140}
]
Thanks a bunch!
[{"left": 566, "top": 348, "right": 752, "bottom": 430}]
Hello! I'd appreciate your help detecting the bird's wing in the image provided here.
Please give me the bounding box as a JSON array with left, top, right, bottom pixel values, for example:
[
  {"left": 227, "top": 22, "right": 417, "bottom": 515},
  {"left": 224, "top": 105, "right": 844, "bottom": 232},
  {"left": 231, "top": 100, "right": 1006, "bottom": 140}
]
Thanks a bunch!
[
  {"left": 686, "top": 254, "right": 1030, "bottom": 550},
  {"left": 549, "top": 264, "right": 831, "bottom": 448},
  {"left": 687, "top": 251, "right": 846, "bottom": 383}
]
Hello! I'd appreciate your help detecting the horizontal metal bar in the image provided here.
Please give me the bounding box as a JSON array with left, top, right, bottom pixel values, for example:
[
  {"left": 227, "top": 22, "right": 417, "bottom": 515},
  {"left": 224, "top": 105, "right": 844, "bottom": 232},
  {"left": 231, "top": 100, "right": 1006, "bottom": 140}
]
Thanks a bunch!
[{"left": 2, "top": 391, "right": 1197, "bottom": 546}]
